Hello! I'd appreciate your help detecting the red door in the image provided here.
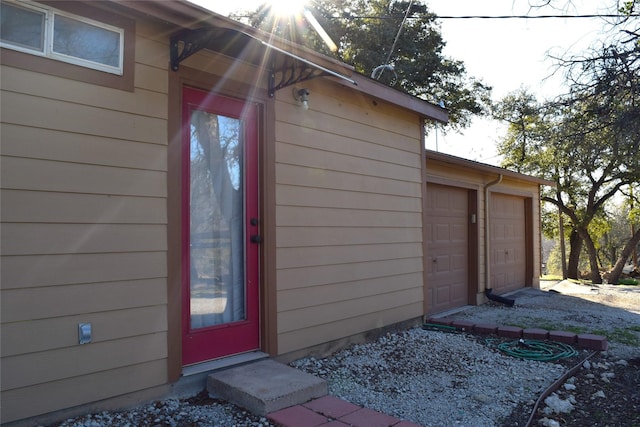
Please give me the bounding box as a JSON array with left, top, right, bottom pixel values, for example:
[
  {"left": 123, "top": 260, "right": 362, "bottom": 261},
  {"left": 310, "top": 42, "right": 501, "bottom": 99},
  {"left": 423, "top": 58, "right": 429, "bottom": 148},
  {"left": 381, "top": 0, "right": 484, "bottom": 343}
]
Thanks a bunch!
[{"left": 182, "top": 86, "right": 260, "bottom": 365}]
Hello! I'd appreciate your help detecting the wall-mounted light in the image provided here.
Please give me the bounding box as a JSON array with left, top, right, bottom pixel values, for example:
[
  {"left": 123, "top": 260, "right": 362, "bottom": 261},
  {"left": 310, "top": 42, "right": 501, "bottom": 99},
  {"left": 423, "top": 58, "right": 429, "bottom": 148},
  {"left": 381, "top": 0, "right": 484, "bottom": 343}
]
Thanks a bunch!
[{"left": 293, "top": 87, "right": 310, "bottom": 110}]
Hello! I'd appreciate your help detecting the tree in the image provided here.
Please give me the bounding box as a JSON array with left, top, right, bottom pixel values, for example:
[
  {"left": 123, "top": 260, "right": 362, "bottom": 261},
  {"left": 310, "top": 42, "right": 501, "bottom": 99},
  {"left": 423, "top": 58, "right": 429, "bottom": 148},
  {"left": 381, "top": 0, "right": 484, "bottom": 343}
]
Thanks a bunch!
[
  {"left": 243, "top": 0, "right": 492, "bottom": 130},
  {"left": 493, "top": 0, "right": 640, "bottom": 283},
  {"left": 607, "top": 185, "right": 640, "bottom": 283}
]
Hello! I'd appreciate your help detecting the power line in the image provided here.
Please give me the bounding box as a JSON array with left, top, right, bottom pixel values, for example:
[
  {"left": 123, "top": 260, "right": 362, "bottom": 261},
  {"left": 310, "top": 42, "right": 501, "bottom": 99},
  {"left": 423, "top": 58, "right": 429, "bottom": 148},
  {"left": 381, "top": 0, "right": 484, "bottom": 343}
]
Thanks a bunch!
[
  {"left": 438, "top": 14, "right": 639, "bottom": 19},
  {"left": 340, "top": 14, "right": 640, "bottom": 20}
]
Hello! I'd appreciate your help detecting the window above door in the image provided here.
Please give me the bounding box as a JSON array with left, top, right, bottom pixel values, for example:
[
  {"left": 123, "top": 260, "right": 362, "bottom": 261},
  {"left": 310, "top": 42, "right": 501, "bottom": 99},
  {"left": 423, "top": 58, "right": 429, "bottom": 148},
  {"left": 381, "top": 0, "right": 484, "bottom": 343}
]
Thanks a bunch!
[
  {"left": 1, "top": 0, "right": 124, "bottom": 74},
  {"left": 0, "top": 0, "right": 135, "bottom": 91}
]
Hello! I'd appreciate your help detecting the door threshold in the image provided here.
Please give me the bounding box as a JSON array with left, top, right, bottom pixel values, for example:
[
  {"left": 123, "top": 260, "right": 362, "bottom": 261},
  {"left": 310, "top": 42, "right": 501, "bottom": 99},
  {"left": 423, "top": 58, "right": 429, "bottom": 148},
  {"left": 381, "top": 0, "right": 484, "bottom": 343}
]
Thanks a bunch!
[{"left": 182, "top": 351, "right": 269, "bottom": 377}]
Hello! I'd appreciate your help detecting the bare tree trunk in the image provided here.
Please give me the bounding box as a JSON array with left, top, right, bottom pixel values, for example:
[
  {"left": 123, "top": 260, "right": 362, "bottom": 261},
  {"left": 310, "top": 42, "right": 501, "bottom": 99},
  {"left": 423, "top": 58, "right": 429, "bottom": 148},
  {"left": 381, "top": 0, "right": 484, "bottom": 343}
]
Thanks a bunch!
[
  {"left": 632, "top": 223, "right": 638, "bottom": 268},
  {"left": 559, "top": 212, "right": 567, "bottom": 279},
  {"left": 608, "top": 227, "right": 640, "bottom": 284},
  {"left": 580, "top": 230, "right": 602, "bottom": 284},
  {"left": 566, "top": 229, "right": 582, "bottom": 279}
]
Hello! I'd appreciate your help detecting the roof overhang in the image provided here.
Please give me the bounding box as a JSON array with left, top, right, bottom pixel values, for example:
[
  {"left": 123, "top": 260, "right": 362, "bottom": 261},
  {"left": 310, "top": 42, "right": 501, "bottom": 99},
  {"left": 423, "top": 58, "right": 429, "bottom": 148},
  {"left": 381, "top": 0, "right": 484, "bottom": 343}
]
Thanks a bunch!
[
  {"left": 112, "top": 0, "right": 448, "bottom": 123},
  {"left": 426, "top": 150, "right": 556, "bottom": 186},
  {"left": 169, "top": 26, "right": 357, "bottom": 97}
]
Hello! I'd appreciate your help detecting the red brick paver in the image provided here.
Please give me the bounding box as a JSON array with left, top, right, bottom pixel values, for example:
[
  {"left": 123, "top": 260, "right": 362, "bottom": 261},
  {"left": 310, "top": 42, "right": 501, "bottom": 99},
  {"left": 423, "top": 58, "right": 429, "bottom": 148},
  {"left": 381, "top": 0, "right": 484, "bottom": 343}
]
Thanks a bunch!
[
  {"left": 303, "top": 395, "right": 360, "bottom": 419},
  {"left": 268, "top": 404, "right": 329, "bottom": 427},
  {"left": 333, "top": 407, "right": 400, "bottom": 427},
  {"left": 268, "top": 396, "right": 417, "bottom": 427}
]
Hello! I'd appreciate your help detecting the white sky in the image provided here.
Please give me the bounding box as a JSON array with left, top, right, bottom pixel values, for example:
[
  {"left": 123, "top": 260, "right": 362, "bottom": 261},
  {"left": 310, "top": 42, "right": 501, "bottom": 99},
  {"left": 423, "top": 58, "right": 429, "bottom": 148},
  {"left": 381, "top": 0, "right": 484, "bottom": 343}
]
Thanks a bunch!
[{"left": 192, "top": 0, "right": 613, "bottom": 165}]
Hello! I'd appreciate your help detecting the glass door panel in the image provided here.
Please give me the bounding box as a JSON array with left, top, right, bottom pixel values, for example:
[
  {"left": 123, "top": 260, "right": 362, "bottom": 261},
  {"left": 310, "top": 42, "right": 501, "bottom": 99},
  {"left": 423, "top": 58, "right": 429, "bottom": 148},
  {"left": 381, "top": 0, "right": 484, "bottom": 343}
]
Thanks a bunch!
[{"left": 189, "top": 111, "right": 245, "bottom": 329}]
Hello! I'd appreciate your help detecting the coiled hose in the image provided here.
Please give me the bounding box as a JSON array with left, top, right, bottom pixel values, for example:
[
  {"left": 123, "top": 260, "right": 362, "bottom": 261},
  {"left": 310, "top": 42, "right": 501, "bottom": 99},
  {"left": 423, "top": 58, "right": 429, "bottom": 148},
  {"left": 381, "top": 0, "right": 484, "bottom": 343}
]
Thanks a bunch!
[{"left": 494, "top": 338, "right": 578, "bottom": 362}]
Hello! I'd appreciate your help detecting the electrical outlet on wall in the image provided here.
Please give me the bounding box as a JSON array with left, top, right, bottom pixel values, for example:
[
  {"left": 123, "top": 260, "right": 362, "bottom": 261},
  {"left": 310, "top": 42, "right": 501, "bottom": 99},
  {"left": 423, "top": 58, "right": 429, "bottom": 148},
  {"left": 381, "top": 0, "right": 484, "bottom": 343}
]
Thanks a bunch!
[{"left": 78, "top": 323, "right": 92, "bottom": 344}]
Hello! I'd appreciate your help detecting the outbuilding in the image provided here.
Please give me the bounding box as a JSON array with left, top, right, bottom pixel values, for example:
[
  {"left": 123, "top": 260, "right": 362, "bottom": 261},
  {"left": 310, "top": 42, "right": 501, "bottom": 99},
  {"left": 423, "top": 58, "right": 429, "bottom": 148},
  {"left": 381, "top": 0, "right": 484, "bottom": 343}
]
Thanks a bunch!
[{"left": 0, "top": 1, "right": 550, "bottom": 424}]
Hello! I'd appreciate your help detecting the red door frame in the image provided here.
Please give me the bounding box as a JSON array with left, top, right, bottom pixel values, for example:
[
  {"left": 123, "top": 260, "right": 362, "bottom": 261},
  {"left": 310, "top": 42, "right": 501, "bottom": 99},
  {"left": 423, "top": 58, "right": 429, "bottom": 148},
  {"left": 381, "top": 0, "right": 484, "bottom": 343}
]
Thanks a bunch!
[{"left": 181, "top": 86, "right": 260, "bottom": 365}]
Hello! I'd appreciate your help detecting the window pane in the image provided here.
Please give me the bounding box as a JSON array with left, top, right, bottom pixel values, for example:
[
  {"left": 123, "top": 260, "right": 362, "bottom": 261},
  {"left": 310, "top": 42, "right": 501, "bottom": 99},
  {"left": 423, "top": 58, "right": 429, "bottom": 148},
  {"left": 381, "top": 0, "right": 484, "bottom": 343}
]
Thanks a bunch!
[
  {"left": 53, "top": 14, "right": 120, "bottom": 67},
  {"left": 189, "top": 110, "right": 246, "bottom": 329},
  {"left": 0, "top": 2, "right": 45, "bottom": 51}
]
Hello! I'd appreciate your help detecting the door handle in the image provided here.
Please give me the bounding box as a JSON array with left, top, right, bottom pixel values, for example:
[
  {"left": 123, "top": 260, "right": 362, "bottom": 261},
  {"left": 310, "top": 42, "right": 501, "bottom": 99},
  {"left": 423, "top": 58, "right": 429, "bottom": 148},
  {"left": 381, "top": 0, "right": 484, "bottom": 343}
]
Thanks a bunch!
[{"left": 250, "top": 235, "right": 262, "bottom": 244}]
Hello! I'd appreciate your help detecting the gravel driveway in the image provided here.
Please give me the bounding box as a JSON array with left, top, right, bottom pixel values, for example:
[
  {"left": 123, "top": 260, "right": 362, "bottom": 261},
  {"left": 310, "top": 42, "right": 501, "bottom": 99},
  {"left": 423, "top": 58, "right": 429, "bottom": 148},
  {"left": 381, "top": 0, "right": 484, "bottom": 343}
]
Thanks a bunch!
[{"left": 49, "top": 280, "right": 640, "bottom": 427}]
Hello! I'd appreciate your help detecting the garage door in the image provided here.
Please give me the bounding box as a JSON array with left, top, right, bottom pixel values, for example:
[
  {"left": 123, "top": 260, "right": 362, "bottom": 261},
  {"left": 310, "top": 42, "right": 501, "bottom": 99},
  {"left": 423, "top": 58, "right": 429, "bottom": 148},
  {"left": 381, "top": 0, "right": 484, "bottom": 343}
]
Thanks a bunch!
[
  {"left": 490, "top": 193, "right": 526, "bottom": 293},
  {"left": 426, "top": 183, "right": 469, "bottom": 314}
]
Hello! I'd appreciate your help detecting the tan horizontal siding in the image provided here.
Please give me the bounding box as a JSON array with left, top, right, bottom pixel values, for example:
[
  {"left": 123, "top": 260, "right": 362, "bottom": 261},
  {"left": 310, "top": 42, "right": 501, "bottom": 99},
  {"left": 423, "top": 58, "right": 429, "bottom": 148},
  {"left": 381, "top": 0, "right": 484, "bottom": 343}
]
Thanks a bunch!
[
  {"left": 277, "top": 164, "right": 422, "bottom": 198},
  {"left": 1, "top": 66, "right": 167, "bottom": 119},
  {"left": 277, "top": 81, "right": 421, "bottom": 142},
  {"left": 277, "top": 206, "right": 422, "bottom": 228},
  {"left": 2, "top": 305, "right": 167, "bottom": 357},
  {"left": 278, "top": 272, "right": 424, "bottom": 311},
  {"left": 2, "top": 223, "right": 166, "bottom": 256},
  {"left": 0, "top": 11, "right": 172, "bottom": 425},
  {"left": 2, "top": 124, "right": 167, "bottom": 169},
  {"left": 135, "top": 62, "right": 168, "bottom": 93},
  {"left": 1, "top": 252, "right": 166, "bottom": 290},
  {"left": 278, "top": 287, "right": 422, "bottom": 334},
  {"left": 2, "top": 157, "right": 166, "bottom": 196},
  {"left": 276, "top": 185, "right": 423, "bottom": 212},
  {"left": 1, "top": 278, "right": 166, "bottom": 322},
  {"left": 1, "top": 190, "right": 166, "bottom": 224},
  {"left": 277, "top": 226, "right": 422, "bottom": 249},
  {"left": 277, "top": 120, "right": 421, "bottom": 166},
  {"left": 134, "top": 30, "right": 171, "bottom": 70},
  {"left": 277, "top": 257, "right": 424, "bottom": 291},
  {"left": 278, "top": 302, "right": 423, "bottom": 354},
  {"left": 277, "top": 242, "right": 423, "bottom": 269},
  {"left": 1, "top": 359, "right": 167, "bottom": 424},
  {"left": 1, "top": 90, "right": 166, "bottom": 144},
  {"left": 277, "top": 141, "right": 421, "bottom": 182},
  {"left": 2, "top": 333, "right": 167, "bottom": 390},
  {"left": 276, "top": 164, "right": 421, "bottom": 198},
  {"left": 274, "top": 76, "right": 425, "bottom": 355}
]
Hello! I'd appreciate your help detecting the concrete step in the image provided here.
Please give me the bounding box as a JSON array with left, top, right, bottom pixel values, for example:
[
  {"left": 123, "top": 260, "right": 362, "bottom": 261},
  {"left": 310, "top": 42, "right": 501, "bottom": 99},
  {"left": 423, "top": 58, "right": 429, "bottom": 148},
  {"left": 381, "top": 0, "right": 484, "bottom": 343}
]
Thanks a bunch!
[{"left": 207, "top": 359, "right": 327, "bottom": 415}]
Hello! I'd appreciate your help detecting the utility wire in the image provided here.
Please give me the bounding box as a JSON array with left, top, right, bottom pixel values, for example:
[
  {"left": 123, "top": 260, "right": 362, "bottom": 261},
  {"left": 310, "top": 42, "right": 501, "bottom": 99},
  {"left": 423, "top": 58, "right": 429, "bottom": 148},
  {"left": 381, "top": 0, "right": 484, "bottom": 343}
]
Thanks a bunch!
[
  {"left": 342, "top": 14, "right": 640, "bottom": 20},
  {"left": 383, "top": 0, "right": 413, "bottom": 66}
]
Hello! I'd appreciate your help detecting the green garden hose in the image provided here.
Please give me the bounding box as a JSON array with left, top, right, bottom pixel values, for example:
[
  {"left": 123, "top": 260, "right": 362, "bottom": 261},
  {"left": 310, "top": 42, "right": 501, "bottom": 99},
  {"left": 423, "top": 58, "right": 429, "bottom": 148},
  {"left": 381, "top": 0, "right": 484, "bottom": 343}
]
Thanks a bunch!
[{"left": 495, "top": 339, "right": 578, "bottom": 362}]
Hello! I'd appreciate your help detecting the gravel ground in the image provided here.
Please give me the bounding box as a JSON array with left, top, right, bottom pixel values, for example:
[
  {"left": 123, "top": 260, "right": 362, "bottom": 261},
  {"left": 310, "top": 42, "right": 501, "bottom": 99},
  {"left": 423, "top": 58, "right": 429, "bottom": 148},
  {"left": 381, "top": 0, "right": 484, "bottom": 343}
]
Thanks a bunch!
[
  {"left": 46, "top": 281, "right": 640, "bottom": 427},
  {"left": 291, "top": 328, "right": 569, "bottom": 426}
]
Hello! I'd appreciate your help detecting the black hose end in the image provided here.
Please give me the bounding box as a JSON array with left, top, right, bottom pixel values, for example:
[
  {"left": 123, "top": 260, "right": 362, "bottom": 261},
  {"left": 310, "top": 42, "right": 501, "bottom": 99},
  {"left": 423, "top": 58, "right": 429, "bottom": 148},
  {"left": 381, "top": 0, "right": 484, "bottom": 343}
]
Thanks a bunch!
[{"left": 485, "top": 288, "right": 515, "bottom": 307}]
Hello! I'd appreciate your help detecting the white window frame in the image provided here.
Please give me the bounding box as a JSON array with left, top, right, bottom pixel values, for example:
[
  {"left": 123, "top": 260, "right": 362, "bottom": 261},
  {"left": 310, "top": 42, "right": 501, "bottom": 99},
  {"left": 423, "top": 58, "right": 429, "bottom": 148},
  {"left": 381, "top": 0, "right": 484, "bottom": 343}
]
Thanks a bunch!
[{"left": 1, "top": 0, "right": 124, "bottom": 75}]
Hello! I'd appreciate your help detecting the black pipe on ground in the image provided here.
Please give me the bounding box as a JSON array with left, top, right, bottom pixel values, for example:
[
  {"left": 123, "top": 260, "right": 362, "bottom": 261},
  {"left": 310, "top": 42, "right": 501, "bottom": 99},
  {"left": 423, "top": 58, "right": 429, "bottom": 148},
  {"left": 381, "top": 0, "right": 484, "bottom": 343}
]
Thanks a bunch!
[{"left": 485, "top": 288, "right": 515, "bottom": 307}]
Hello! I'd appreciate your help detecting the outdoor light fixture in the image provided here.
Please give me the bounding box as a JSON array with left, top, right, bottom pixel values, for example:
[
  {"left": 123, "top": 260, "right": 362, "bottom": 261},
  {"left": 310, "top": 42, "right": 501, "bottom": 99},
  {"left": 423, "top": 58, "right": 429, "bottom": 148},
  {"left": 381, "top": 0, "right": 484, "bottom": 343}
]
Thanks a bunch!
[{"left": 293, "top": 87, "right": 310, "bottom": 110}]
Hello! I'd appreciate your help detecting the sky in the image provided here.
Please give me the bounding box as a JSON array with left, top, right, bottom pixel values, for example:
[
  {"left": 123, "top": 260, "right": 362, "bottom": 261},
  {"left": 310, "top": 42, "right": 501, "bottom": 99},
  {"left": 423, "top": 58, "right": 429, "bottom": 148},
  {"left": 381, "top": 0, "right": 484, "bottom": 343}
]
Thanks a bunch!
[{"left": 191, "top": 0, "right": 613, "bottom": 166}]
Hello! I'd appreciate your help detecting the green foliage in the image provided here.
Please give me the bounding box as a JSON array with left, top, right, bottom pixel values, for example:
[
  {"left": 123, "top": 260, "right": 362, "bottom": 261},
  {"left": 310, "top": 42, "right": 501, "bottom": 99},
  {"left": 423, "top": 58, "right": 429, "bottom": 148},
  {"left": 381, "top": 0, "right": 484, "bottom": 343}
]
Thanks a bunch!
[
  {"left": 491, "top": 22, "right": 640, "bottom": 282},
  {"left": 590, "top": 328, "right": 639, "bottom": 346},
  {"left": 244, "top": 0, "right": 492, "bottom": 130},
  {"left": 507, "top": 320, "right": 640, "bottom": 346}
]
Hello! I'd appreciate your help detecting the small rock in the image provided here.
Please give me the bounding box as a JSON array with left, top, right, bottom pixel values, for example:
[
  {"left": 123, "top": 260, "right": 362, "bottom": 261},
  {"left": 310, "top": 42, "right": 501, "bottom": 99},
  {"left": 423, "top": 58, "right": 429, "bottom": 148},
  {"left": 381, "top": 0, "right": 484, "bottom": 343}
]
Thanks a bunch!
[
  {"left": 600, "top": 372, "right": 615, "bottom": 382},
  {"left": 539, "top": 417, "right": 561, "bottom": 427},
  {"left": 564, "top": 383, "right": 576, "bottom": 391},
  {"left": 544, "top": 393, "right": 575, "bottom": 414},
  {"left": 591, "top": 390, "right": 606, "bottom": 399},
  {"left": 583, "top": 360, "right": 592, "bottom": 370}
]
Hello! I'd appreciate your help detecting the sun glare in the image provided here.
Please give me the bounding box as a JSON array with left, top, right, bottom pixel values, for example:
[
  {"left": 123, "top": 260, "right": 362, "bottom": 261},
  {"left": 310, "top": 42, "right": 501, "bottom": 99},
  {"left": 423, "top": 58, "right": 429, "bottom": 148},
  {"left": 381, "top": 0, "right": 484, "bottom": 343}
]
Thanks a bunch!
[{"left": 268, "top": 0, "right": 308, "bottom": 16}]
